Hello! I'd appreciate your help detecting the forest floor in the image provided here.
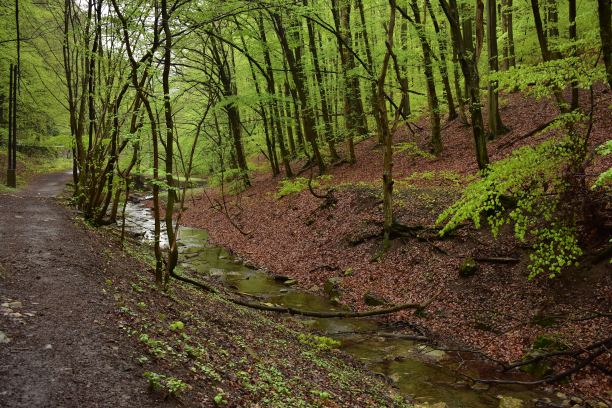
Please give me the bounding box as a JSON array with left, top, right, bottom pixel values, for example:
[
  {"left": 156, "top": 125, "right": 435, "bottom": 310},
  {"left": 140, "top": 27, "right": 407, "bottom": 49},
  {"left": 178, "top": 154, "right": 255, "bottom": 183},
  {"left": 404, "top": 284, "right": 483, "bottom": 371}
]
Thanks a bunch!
[
  {"left": 180, "top": 88, "right": 612, "bottom": 401},
  {"left": 0, "top": 172, "right": 408, "bottom": 407}
]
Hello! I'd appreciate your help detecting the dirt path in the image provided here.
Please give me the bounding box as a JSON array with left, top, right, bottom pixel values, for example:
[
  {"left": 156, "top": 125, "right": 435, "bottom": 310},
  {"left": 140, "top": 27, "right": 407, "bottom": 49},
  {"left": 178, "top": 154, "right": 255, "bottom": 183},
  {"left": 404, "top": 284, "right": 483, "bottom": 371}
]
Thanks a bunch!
[{"left": 0, "top": 173, "right": 157, "bottom": 408}]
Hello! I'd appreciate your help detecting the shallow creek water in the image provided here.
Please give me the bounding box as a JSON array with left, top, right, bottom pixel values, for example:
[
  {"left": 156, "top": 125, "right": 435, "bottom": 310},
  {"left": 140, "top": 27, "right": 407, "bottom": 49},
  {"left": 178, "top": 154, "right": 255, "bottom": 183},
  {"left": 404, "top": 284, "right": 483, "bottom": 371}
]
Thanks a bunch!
[{"left": 122, "top": 202, "right": 556, "bottom": 408}]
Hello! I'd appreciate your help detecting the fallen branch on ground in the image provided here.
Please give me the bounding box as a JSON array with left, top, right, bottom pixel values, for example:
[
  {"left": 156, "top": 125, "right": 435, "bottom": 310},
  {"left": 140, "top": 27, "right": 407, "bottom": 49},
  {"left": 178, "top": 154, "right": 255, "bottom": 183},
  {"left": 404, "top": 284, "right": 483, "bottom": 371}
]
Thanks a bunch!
[
  {"left": 170, "top": 269, "right": 440, "bottom": 318},
  {"left": 474, "top": 256, "right": 520, "bottom": 264},
  {"left": 497, "top": 119, "right": 555, "bottom": 150},
  {"left": 471, "top": 337, "right": 612, "bottom": 385}
]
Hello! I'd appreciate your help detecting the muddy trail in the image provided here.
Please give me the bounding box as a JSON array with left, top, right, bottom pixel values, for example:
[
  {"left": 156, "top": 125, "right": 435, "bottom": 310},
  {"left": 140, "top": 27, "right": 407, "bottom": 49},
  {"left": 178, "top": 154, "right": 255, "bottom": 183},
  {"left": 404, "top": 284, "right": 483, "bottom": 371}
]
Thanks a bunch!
[{"left": 0, "top": 173, "right": 158, "bottom": 408}]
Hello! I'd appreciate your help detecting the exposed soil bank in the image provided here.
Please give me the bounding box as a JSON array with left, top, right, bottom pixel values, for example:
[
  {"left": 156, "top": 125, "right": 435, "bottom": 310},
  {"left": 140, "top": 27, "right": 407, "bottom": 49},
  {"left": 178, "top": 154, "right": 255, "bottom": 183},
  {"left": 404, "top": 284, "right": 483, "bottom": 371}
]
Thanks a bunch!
[
  {"left": 180, "top": 90, "right": 612, "bottom": 401},
  {"left": 0, "top": 173, "right": 407, "bottom": 407}
]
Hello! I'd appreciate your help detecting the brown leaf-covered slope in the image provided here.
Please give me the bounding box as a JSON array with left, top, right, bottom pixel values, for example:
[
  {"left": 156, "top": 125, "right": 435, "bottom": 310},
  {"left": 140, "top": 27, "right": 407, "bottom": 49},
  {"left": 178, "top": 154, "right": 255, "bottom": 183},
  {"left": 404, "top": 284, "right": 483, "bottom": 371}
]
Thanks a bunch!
[{"left": 181, "top": 88, "right": 612, "bottom": 398}]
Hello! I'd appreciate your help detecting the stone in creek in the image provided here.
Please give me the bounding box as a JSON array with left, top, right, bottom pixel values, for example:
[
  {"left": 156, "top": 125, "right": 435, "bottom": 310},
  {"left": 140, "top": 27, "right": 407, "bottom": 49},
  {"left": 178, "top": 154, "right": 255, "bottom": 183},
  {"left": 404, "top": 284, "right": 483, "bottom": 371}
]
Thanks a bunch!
[
  {"left": 470, "top": 382, "right": 490, "bottom": 391},
  {"left": 324, "top": 277, "right": 342, "bottom": 299},
  {"left": 209, "top": 268, "right": 224, "bottom": 277},
  {"left": 283, "top": 279, "right": 298, "bottom": 286},
  {"left": 0, "top": 331, "right": 10, "bottom": 344},
  {"left": 388, "top": 373, "right": 401, "bottom": 383},
  {"left": 415, "top": 345, "right": 447, "bottom": 362},
  {"left": 497, "top": 396, "right": 523, "bottom": 408},
  {"left": 363, "top": 292, "right": 387, "bottom": 306},
  {"left": 8, "top": 301, "right": 22, "bottom": 309},
  {"left": 458, "top": 257, "right": 478, "bottom": 277}
]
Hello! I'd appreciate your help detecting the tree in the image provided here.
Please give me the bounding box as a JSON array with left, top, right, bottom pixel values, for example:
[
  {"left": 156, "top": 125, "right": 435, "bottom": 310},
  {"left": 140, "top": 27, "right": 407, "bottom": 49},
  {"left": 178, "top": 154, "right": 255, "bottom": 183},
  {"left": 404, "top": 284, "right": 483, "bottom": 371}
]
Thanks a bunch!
[
  {"left": 598, "top": 0, "right": 612, "bottom": 89},
  {"left": 485, "top": 0, "right": 507, "bottom": 139},
  {"left": 271, "top": 11, "right": 325, "bottom": 174},
  {"left": 500, "top": 0, "right": 516, "bottom": 70},
  {"left": 440, "top": 0, "right": 489, "bottom": 169},
  {"left": 407, "top": 0, "right": 442, "bottom": 154},
  {"left": 426, "top": 0, "right": 457, "bottom": 121},
  {"left": 381, "top": 0, "right": 397, "bottom": 248},
  {"left": 304, "top": 0, "right": 340, "bottom": 162}
]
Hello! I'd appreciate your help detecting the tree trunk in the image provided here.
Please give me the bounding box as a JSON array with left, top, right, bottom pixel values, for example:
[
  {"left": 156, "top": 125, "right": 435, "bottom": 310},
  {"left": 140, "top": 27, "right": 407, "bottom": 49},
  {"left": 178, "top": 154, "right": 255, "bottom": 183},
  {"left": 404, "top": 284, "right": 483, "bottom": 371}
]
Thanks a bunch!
[
  {"left": 381, "top": 0, "right": 397, "bottom": 248},
  {"left": 239, "top": 31, "right": 279, "bottom": 176},
  {"left": 569, "top": 0, "right": 578, "bottom": 110},
  {"left": 283, "top": 79, "right": 298, "bottom": 155},
  {"left": 452, "top": 48, "right": 468, "bottom": 124},
  {"left": 500, "top": 0, "right": 516, "bottom": 70},
  {"left": 411, "top": 0, "right": 442, "bottom": 154},
  {"left": 486, "top": 0, "right": 506, "bottom": 139},
  {"left": 399, "top": 8, "right": 411, "bottom": 118},
  {"left": 304, "top": 0, "right": 341, "bottom": 162},
  {"left": 356, "top": 0, "right": 385, "bottom": 144},
  {"left": 426, "top": 0, "right": 457, "bottom": 121},
  {"left": 161, "top": 0, "right": 178, "bottom": 287},
  {"left": 257, "top": 14, "right": 293, "bottom": 177},
  {"left": 597, "top": 0, "right": 612, "bottom": 89},
  {"left": 272, "top": 12, "right": 325, "bottom": 174},
  {"left": 210, "top": 37, "right": 250, "bottom": 187},
  {"left": 6, "top": 64, "right": 14, "bottom": 188},
  {"left": 440, "top": 0, "right": 489, "bottom": 169},
  {"left": 333, "top": 0, "right": 366, "bottom": 163},
  {"left": 545, "top": 0, "right": 561, "bottom": 59},
  {"left": 531, "top": 0, "right": 551, "bottom": 61}
]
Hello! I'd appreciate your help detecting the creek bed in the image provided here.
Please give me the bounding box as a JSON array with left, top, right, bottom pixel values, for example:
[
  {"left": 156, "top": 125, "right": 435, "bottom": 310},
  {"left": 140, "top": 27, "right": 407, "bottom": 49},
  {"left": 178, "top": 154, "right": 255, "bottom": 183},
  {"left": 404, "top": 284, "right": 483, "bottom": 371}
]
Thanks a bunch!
[{"left": 122, "top": 202, "right": 558, "bottom": 408}]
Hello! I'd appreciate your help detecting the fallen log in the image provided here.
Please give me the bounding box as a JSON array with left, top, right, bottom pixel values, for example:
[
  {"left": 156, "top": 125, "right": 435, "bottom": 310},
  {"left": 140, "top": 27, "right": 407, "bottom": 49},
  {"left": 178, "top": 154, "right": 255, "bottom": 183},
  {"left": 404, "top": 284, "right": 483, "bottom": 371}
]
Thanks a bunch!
[
  {"left": 170, "top": 269, "right": 440, "bottom": 318},
  {"left": 474, "top": 256, "right": 520, "bottom": 264}
]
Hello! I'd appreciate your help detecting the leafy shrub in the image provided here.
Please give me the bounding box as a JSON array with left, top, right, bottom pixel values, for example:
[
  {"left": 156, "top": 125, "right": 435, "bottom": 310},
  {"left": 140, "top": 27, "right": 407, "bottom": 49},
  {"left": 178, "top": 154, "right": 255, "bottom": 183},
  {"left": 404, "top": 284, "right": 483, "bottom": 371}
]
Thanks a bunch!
[
  {"left": 168, "top": 321, "right": 185, "bottom": 332},
  {"left": 143, "top": 371, "right": 189, "bottom": 397},
  {"left": 437, "top": 138, "right": 584, "bottom": 279},
  {"left": 275, "top": 175, "right": 332, "bottom": 199},
  {"left": 297, "top": 333, "right": 341, "bottom": 350},
  {"left": 394, "top": 141, "right": 434, "bottom": 159},
  {"left": 593, "top": 140, "right": 612, "bottom": 189}
]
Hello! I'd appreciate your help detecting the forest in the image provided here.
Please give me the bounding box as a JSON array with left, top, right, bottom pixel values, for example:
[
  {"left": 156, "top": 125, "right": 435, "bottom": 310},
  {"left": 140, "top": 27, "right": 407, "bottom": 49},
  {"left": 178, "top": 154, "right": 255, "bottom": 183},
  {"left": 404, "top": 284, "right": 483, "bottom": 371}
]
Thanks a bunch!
[{"left": 0, "top": 0, "right": 610, "bottom": 406}]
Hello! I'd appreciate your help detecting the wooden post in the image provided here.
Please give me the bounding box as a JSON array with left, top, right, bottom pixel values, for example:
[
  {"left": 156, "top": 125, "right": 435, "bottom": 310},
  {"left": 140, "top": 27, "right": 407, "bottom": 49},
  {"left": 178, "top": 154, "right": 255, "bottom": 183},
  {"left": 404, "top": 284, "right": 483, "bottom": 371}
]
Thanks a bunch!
[{"left": 7, "top": 64, "right": 16, "bottom": 188}]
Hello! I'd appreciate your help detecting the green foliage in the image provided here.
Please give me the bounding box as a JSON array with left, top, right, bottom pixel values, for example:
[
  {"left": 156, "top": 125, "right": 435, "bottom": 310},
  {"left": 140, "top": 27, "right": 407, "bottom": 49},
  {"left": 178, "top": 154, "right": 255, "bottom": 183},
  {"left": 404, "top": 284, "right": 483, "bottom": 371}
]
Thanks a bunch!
[
  {"left": 437, "top": 138, "right": 583, "bottom": 279},
  {"left": 275, "top": 175, "right": 332, "bottom": 199},
  {"left": 168, "top": 320, "right": 185, "bottom": 332},
  {"left": 143, "top": 371, "right": 189, "bottom": 397},
  {"left": 394, "top": 142, "right": 434, "bottom": 159},
  {"left": 139, "top": 333, "right": 169, "bottom": 358},
  {"left": 310, "top": 389, "right": 332, "bottom": 400},
  {"left": 593, "top": 140, "right": 612, "bottom": 189},
  {"left": 191, "top": 362, "right": 222, "bottom": 382},
  {"left": 398, "top": 170, "right": 466, "bottom": 187},
  {"left": 493, "top": 56, "right": 606, "bottom": 101},
  {"left": 297, "top": 333, "right": 341, "bottom": 350},
  {"left": 213, "top": 389, "right": 227, "bottom": 405}
]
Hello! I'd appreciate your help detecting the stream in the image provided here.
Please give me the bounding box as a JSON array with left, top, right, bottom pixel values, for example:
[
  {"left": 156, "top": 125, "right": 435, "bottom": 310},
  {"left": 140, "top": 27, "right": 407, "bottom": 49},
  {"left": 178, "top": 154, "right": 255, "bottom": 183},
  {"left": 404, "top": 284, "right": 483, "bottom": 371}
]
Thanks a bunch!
[{"left": 122, "top": 202, "right": 558, "bottom": 408}]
